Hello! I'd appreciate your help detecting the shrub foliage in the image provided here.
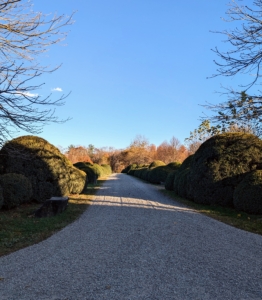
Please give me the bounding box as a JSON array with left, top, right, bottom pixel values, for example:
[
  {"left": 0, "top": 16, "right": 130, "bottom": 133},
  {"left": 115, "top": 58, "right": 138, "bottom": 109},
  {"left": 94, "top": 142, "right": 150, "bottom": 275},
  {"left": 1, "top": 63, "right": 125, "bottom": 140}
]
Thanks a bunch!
[
  {"left": 0, "top": 186, "right": 4, "bottom": 209},
  {"left": 165, "top": 170, "right": 177, "bottom": 191},
  {"left": 0, "top": 136, "right": 86, "bottom": 202},
  {"left": 187, "top": 133, "right": 262, "bottom": 207},
  {"left": 149, "top": 160, "right": 166, "bottom": 169},
  {"left": 74, "top": 162, "right": 112, "bottom": 183},
  {"left": 173, "top": 155, "right": 194, "bottom": 195},
  {"left": 0, "top": 173, "right": 33, "bottom": 209},
  {"left": 234, "top": 170, "right": 262, "bottom": 214}
]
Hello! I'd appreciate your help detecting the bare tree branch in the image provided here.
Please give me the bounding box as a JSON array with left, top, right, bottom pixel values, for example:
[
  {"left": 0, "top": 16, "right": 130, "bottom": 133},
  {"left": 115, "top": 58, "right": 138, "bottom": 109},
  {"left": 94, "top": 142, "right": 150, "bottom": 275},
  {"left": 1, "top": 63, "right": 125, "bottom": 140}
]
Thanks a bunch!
[
  {"left": 0, "top": 0, "right": 74, "bottom": 146},
  {"left": 207, "top": 0, "right": 262, "bottom": 135},
  {"left": 210, "top": 0, "right": 262, "bottom": 89}
]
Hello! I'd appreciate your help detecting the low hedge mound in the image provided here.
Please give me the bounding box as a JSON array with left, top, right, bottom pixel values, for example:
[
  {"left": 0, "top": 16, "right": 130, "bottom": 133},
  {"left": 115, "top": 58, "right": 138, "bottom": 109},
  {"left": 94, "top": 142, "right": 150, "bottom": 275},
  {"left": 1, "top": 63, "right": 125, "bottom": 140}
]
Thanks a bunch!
[
  {"left": 176, "top": 169, "right": 190, "bottom": 199},
  {"left": 187, "top": 133, "right": 262, "bottom": 207},
  {"left": 121, "top": 164, "right": 137, "bottom": 173},
  {"left": 74, "top": 162, "right": 112, "bottom": 183},
  {"left": 165, "top": 170, "right": 177, "bottom": 191},
  {"left": 0, "top": 186, "right": 3, "bottom": 209},
  {"left": 149, "top": 160, "right": 165, "bottom": 169},
  {"left": 166, "top": 162, "right": 182, "bottom": 170},
  {"left": 101, "top": 164, "right": 112, "bottom": 176},
  {"left": 0, "top": 173, "right": 33, "bottom": 209},
  {"left": 148, "top": 165, "right": 173, "bottom": 184},
  {"left": 0, "top": 136, "right": 86, "bottom": 202},
  {"left": 173, "top": 155, "right": 194, "bottom": 195},
  {"left": 233, "top": 170, "right": 262, "bottom": 214}
]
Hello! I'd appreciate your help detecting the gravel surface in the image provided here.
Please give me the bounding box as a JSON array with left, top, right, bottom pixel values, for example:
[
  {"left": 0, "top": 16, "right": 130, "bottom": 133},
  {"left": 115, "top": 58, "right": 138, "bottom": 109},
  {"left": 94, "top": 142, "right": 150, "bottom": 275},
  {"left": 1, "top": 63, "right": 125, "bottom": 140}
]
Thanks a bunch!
[{"left": 0, "top": 173, "right": 262, "bottom": 300}]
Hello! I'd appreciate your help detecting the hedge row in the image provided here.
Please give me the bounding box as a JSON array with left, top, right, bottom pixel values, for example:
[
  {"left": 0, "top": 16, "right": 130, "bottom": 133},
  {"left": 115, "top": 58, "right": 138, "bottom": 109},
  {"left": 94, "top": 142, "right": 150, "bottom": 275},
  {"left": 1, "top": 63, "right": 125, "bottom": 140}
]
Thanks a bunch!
[
  {"left": 0, "top": 173, "right": 33, "bottom": 209},
  {"left": 74, "top": 162, "right": 112, "bottom": 183},
  {"left": 0, "top": 135, "right": 88, "bottom": 210},
  {"left": 166, "top": 133, "right": 262, "bottom": 214},
  {"left": 123, "top": 160, "right": 181, "bottom": 185}
]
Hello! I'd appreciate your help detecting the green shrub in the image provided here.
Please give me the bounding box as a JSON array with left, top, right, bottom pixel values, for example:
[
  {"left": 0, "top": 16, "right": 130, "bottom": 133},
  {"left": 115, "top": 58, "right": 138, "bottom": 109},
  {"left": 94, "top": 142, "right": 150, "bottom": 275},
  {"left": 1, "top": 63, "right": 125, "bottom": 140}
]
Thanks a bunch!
[
  {"left": 0, "top": 173, "right": 33, "bottom": 209},
  {"left": 233, "top": 170, "right": 262, "bottom": 214},
  {"left": 166, "top": 162, "right": 182, "bottom": 170},
  {"left": 135, "top": 168, "right": 150, "bottom": 181},
  {"left": 173, "top": 155, "right": 194, "bottom": 194},
  {"left": 187, "top": 133, "right": 262, "bottom": 207},
  {"left": 69, "top": 167, "right": 88, "bottom": 194},
  {"left": 74, "top": 162, "right": 111, "bottom": 184},
  {"left": 74, "top": 162, "right": 94, "bottom": 183},
  {"left": 0, "top": 136, "right": 86, "bottom": 202},
  {"left": 0, "top": 186, "right": 3, "bottom": 209},
  {"left": 134, "top": 168, "right": 144, "bottom": 178},
  {"left": 149, "top": 160, "right": 165, "bottom": 169},
  {"left": 177, "top": 169, "right": 190, "bottom": 199},
  {"left": 165, "top": 170, "right": 177, "bottom": 191},
  {"left": 121, "top": 164, "right": 137, "bottom": 173},
  {"left": 148, "top": 165, "right": 172, "bottom": 184},
  {"left": 127, "top": 168, "right": 137, "bottom": 176},
  {"left": 101, "top": 164, "right": 112, "bottom": 176}
]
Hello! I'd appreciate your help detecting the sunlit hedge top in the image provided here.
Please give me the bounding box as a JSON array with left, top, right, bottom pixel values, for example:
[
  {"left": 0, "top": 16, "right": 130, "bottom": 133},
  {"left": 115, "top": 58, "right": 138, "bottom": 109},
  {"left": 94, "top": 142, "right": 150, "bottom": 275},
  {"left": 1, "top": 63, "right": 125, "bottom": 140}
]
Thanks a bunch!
[{"left": 149, "top": 160, "right": 165, "bottom": 169}]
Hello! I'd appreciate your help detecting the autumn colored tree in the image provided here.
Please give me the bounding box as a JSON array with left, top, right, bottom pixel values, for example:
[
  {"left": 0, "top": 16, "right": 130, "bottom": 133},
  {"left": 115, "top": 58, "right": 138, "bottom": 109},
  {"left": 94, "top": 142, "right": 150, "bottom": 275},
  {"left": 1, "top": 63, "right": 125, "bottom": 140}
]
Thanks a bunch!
[
  {"left": 91, "top": 147, "right": 111, "bottom": 165},
  {"left": 156, "top": 137, "right": 186, "bottom": 163},
  {"left": 108, "top": 149, "right": 126, "bottom": 173},
  {"left": 66, "top": 146, "right": 93, "bottom": 164},
  {"left": 123, "top": 135, "right": 156, "bottom": 165}
]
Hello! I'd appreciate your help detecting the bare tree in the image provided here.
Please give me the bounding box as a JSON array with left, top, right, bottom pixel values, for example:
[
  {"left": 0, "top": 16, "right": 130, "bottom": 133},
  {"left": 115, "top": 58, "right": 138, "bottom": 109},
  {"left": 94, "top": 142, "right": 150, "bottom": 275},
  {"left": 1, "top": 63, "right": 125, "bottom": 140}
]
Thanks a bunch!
[
  {"left": 206, "top": 0, "right": 262, "bottom": 134},
  {"left": 0, "top": 0, "right": 74, "bottom": 145},
  {"left": 211, "top": 0, "right": 262, "bottom": 88}
]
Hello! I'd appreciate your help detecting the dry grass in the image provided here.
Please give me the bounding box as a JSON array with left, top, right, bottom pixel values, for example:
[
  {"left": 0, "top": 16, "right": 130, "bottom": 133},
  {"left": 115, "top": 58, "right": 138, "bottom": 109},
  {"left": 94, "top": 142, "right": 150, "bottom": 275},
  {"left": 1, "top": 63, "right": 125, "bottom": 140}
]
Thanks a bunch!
[
  {"left": 161, "top": 189, "right": 262, "bottom": 236},
  {"left": 0, "top": 179, "right": 106, "bottom": 257}
]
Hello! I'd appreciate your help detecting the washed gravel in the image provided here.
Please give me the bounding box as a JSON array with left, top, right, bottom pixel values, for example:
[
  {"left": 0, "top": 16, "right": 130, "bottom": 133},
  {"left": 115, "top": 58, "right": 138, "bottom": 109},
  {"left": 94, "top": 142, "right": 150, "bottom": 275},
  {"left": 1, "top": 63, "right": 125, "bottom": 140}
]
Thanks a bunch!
[{"left": 0, "top": 173, "right": 262, "bottom": 300}]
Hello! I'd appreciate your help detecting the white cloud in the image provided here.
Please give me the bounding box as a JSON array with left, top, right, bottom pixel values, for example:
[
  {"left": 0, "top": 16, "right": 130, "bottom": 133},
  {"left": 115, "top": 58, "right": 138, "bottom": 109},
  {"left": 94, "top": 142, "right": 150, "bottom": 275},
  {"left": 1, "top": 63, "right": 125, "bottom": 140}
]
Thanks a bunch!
[
  {"left": 16, "top": 91, "right": 38, "bottom": 97},
  {"left": 52, "top": 87, "right": 63, "bottom": 92}
]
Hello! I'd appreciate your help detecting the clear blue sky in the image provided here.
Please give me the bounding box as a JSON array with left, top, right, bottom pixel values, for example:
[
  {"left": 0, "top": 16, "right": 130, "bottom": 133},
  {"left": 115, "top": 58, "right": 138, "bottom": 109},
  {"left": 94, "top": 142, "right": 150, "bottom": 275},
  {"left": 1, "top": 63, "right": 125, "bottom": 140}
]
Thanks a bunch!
[{"left": 20, "top": 0, "right": 244, "bottom": 150}]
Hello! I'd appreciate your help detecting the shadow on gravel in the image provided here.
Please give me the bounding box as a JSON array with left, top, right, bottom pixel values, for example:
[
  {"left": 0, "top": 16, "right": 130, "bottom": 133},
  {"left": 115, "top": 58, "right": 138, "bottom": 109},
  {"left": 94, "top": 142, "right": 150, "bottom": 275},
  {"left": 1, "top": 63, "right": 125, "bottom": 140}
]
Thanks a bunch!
[{"left": 93, "top": 174, "right": 197, "bottom": 214}]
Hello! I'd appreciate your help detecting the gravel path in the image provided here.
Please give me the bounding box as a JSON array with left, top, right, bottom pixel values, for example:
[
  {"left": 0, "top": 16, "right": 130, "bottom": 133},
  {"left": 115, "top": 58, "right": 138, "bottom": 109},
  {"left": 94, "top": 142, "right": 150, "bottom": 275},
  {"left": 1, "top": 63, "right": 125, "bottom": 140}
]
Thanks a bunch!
[{"left": 0, "top": 173, "right": 262, "bottom": 300}]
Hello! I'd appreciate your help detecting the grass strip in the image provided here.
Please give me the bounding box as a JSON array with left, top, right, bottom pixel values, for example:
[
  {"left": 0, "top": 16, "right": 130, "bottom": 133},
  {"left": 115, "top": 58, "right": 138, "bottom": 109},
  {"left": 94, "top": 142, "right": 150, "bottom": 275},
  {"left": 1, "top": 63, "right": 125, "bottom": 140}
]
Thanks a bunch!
[
  {"left": 161, "top": 189, "right": 262, "bottom": 236},
  {"left": 0, "top": 179, "right": 106, "bottom": 257}
]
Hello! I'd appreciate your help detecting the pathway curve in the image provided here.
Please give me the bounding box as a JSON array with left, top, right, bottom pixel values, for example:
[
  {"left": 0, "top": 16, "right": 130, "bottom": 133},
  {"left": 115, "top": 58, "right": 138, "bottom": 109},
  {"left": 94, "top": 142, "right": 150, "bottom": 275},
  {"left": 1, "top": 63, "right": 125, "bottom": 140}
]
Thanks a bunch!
[{"left": 0, "top": 173, "right": 262, "bottom": 299}]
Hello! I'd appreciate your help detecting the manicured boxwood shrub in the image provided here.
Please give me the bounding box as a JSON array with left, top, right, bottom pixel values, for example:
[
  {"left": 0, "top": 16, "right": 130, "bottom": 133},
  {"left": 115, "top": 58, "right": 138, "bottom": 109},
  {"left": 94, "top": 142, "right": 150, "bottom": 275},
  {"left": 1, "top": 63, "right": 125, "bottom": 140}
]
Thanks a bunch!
[
  {"left": 134, "top": 168, "right": 145, "bottom": 179},
  {"left": 147, "top": 161, "right": 181, "bottom": 185},
  {"left": 148, "top": 165, "right": 170, "bottom": 184},
  {"left": 74, "top": 162, "right": 112, "bottom": 184},
  {"left": 101, "top": 164, "right": 112, "bottom": 176},
  {"left": 173, "top": 155, "right": 194, "bottom": 195},
  {"left": 139, "top": 168, "right": 150, "bottom": 181},
  {"left": 0, "top": 136, "right": 87, "bottom": 202},
  {"left": 165, "top": 170, "right": 177, "bottom": 191},
  {"left": 166, "top": 162, "right": 182, "bottom": 170},
  {"left": 149, "top": 160, "right": 165, "bottom": 169},
  {"left": 233, "top": 170, "right": 262, "bottom": 214},
  {"left": 0, "top": 186, "right": 4, "bottom": 210},
  {"left": 127, "top": 168, "right": 137, "bottom": 176},
  {"left": 187, "top": 133, "right": 262, "bottom": 207},
  {"left": 0, "top": 173, "right": 33, "bottom": 209},
  {"left": 121, "top": 164, "right": 137, "bottom": 173},
  {"left": 177, "top": 169, "right": 190, "bottom": 199}
]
